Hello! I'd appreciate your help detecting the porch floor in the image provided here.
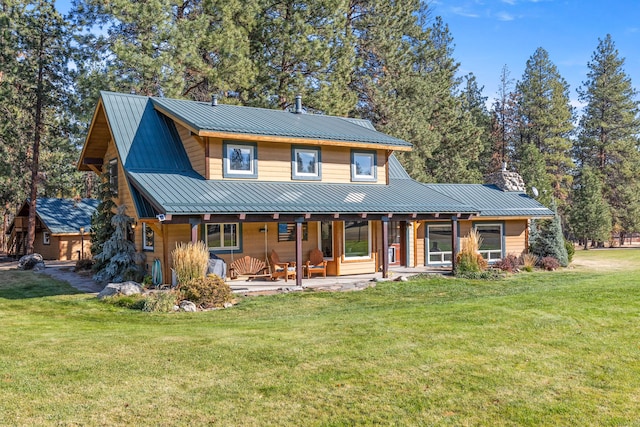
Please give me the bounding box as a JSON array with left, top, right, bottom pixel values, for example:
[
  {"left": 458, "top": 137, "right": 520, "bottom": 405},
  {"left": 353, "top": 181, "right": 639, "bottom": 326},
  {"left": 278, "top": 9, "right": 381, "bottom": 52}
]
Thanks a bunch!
[{"left": 227, "top": 265, "right": 452, "bottom": 294}]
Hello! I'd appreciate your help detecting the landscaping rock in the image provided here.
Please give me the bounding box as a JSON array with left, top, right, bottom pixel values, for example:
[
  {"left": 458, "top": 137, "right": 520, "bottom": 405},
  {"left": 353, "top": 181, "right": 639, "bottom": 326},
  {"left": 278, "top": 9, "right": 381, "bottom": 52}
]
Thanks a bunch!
[
  {"left": 97, "top": 281, "right": 143, "bottom": 299},
  {"left": 179, "top": 300, "right": 197, "bottom": 312},
  {"left": 18, "top": 253, "right": 45, "bottom": 271},
  {"left": 223, "top": 302, "right": 234, "bottom": 309},
  {"left": 394, "top": 275, "right": 409, "bottom": 282}
]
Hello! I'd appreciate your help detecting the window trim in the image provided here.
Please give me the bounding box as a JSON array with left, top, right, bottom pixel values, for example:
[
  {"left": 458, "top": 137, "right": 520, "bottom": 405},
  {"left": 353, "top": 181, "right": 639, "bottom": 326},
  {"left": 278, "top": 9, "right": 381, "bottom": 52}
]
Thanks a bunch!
[
  {"left": 291, "top": 145, "right": 322, "bottom": 180},
  {"left": 43, "top": 231, "right": 50, "bottom": 245},
  {"left": 474, "top": 222, "right": 504, "bottom": 262},
  {"left": 142, "top": 223, "right": 154, "bottom": 251},
  {"left": 343, "top": 220, "right": 371, "bottom": 260},
  {"left": 205, "top": 222, "right": 242, "bottom": 254},
  {"left": 223, "top": 141, "right": 258, "bottom": 179},
  {"left": 351, "top": 150, "right": 377, "bottom": 182},
  {"left": 426, "top": 223, "right": 453, "bottom": 265}
]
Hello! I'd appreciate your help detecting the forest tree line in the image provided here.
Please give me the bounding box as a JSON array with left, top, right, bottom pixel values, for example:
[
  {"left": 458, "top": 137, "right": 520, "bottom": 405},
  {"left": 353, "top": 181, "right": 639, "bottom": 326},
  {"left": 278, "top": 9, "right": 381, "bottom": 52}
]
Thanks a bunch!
[{"left": 1, "top": 0, "right": 638, "bottom": 252}]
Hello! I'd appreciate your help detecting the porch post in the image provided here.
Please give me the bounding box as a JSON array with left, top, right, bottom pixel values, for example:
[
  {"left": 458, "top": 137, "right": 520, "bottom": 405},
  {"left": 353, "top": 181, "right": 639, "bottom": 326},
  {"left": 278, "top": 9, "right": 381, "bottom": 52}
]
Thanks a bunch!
[
  {"left": 189, "top": 218, "right": 200, "bottom": 243},
  {"left": 295, "top": 217, "right": 303, "bottom": 287},
  {"left": 451, "top": 216, "right": 458, "bottom": 273},
  {"left": 381, "top": 216, "right": 389, "bottom": 278}
]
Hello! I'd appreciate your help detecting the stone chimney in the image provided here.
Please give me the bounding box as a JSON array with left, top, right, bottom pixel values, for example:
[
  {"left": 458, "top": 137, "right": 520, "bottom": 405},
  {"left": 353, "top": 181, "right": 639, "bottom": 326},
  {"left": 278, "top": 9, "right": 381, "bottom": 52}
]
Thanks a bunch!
[{"left": 485, "top": 163, "right": 526, "bottom": 192}]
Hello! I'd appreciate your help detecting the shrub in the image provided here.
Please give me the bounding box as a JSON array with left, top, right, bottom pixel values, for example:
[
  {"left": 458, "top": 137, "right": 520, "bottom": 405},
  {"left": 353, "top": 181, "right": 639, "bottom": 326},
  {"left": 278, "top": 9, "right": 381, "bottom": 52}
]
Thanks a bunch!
[
  {"left": 74, "top": 258, "right": 94, "bottom": 272},
  {"left": 180, "top": 275, "right": 233, "bottom": 309},
  {"left": 564, "top": 239, "right": 575, "bottom": 263},
  {"left": 455, "top": 229, "right": 487, "bottom": 275},
  {"left": 520, "top": 253, "right": 538, "bottom": 272},
  {"left": 494, "top": 253, "right": 519, "bottom": 272},
  {"left": 102, "top": 294, "right": 146, "bottom": 310},
  {"left": 540, "top": 256, "right": 560, "bottom": 271},
  {"left": 455, "top": 269, "right": 505, "bottom": 280},
  {"left": 143, "top": 290, "right": 180, "bottom": 313},
  {"left": 172, "top": 241, "right": 209, "bottom": 285}
]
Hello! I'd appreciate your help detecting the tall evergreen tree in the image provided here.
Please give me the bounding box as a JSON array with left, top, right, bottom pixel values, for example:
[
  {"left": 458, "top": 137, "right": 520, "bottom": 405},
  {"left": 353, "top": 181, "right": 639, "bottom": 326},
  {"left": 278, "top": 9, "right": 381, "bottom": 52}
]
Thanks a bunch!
[
  {"left": 568, "top": 166, "right": 612, "bottom": 249},
  {"left": 489, "top": 65, "right": 519, "bottom": 173},
  {"left": 574, "top": 34, "right": 640, "bottom": 242},
  {"left": 515, "top": 48, "right": 574, "bottom": 204}
]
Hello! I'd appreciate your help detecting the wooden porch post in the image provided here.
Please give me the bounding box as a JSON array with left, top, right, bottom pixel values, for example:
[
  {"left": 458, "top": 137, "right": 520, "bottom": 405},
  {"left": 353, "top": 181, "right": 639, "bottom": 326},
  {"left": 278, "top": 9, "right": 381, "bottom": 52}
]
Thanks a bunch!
[
  {"left": 295, "top": 217, "right": 303, "bottom": 287},
  {"left": 451, "top": 216, "right": 458, "bottom": 273},
  {"left": 189, "top": 218, "right": 200, "bottom": 243},
  {"left": 381, "top": 216, "right": 389, "bottom": 278}
]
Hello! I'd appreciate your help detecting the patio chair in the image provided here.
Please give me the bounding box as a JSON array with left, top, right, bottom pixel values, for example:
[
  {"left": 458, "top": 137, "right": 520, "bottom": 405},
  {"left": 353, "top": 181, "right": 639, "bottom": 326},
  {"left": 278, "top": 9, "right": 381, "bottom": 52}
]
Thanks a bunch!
[
  {"left": 305, "top": 248, "right": 327, "bottom": 278},
  {"left": 269, "top": 249, "right": 296, "bottom": 282},
  {"left": 229, "top": 256, "right": 270, "bottom": 281}
]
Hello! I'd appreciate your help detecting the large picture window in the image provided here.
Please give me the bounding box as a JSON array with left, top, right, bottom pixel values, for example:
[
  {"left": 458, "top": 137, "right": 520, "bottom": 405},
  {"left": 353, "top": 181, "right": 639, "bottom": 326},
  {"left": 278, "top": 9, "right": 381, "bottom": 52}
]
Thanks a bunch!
[
  {"left": 143, "top": 223, "right": 154, "bottom": 251},
  {"left": 475, "top": 224, "right": 503, "bottom": 261},
  {"left": 223, "top": 142, "right": 257, "bottom": 178},
  {"left": 291, "top": 146, "right": 321, "bottom": 180},
  {"left": 351, "top": 150, "right": 377, "bottom": 182},
  {"left": 427, "top": 224, "right": 452, "bottom": 264},
  {"left": 344, "top": 221, "right": 370, "bottom": 259},
  {"left": 206, "top": 223, "right": 240, "bottom": 251}
]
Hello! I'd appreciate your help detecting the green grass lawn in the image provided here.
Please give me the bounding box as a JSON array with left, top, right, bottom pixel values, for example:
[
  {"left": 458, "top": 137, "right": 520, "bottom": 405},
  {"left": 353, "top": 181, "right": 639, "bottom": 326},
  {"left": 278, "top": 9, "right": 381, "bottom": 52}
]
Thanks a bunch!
[{"left": 1, "top": 249, "right": 640, "bottom": 426}]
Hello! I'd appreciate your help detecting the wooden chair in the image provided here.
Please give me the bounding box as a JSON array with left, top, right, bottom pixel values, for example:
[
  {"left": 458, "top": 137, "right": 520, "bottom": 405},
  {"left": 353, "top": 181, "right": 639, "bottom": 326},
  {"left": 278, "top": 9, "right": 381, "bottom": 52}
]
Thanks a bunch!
[
  {"left": 269, "top": 249, "right": 296, "bottom": 282},
  {"left": 229, "top": 256, "right": 270, "bottom": 281},
  {"left": 305, "top": 248, "right": 328, "bottom": 278}
]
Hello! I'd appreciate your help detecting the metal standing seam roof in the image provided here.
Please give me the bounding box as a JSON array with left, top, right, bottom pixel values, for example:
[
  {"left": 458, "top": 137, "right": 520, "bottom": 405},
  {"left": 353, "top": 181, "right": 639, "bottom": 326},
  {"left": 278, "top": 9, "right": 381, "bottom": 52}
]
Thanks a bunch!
[
  {"left": 425, "top": 184, "right": 554, "bottom": 218},
  {"left": 151, "top": 96, "right": 413, "bottom": 148},
  {"left": 32, "top": 198, "right": 99, "bottom": 234}
]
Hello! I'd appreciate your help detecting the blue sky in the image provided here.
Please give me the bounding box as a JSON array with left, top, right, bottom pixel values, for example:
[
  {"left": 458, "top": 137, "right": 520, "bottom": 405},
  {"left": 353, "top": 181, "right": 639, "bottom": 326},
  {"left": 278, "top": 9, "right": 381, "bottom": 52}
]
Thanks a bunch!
[{"left": 433, "top": 0, "right": 640, "bottom": 109}]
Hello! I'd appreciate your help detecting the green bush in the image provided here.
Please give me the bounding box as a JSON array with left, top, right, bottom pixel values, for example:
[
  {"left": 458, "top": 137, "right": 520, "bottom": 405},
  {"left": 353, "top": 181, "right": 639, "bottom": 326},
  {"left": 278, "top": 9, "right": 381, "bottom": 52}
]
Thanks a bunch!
[
  {"left": 455, "top": 269, "right": 505, "bottom": 280},
  {"left": 143, "top": 290, "right": 179, "bottom": 313},
  {"left": 180, "top": 275, "right": 233, "bottom": 309},
  {"left": 102, "top": 294, "right": 146, "bottom": 310},
  {"left": 74, "top": 258, "right": 94, "bottom": 272},
  {"left": 564, "top": 239, "right": 575, "bottom": 263}
]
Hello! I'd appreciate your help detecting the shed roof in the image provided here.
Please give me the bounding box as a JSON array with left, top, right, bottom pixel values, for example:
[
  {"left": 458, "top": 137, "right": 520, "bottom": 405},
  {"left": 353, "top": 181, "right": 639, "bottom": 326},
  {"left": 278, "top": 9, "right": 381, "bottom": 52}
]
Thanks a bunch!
[{"left": 17, "top": 198, "right": 99, "bottom": 234}]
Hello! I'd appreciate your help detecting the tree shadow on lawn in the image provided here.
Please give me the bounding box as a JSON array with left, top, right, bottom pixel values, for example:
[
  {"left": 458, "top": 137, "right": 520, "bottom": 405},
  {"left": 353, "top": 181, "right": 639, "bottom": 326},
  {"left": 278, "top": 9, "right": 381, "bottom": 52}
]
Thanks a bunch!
[{"left": 0, "top": 270, "right": 83, "bottom": 299}]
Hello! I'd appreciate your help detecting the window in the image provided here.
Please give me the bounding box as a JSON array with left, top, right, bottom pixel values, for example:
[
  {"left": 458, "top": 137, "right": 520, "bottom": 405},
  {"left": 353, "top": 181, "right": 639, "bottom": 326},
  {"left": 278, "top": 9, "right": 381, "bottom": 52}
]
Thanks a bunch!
[
  {"left": 291, "top": 146, "right": 321, "bottom": 180},
  {"left": 427, "top": 224, "right": 452, "bottom": 264},
  {"left": 344, "top": 221, "right": 370, "bottom": 259},
  {"left": 278, "top": 223, "right": 308, "bottom": 242},
  {"left": 108, "top": 158, "right": 118, "bottom": 195},
  {"left": 351, "top": 150, "right": 377, "bottom": 182},
  {"left": 475, "top": 224, "right": 503, "bottom": 261},
  {"left": 143, "top": 223, "right": 154, "bottom": 251},
  {"left": 223, "top": 142, "right": 257, "bottom": 178},
  {"left": 206, "top": 223, "right": 240, "bottom": 251},
  {"left": 43, "top": 232, "right": 50, "bottom": 245},
  {"left": 319, "top": 221, "right": 333, "bottom": 259}
]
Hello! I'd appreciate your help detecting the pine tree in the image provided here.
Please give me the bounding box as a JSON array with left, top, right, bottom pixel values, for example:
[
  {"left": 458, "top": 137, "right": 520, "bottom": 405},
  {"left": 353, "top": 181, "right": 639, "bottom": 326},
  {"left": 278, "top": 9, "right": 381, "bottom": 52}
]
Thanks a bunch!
[
  {"left": 489, "top": 65, "right": 520, "bottom": 173},
  {"left": 515, "top": 48, "right": 574, "bottom": 203},
  {"left": 568, "top": 166, "right": 612, "bottom": 249},
  {"left": 530, "top": 200, "right": 569, "bottom": 267},
  {"left": 574, "top": 34, "right": 640, "bottom": 242},
  {"left": 90, "top": 171, "right": 116, "bottom": 272}
]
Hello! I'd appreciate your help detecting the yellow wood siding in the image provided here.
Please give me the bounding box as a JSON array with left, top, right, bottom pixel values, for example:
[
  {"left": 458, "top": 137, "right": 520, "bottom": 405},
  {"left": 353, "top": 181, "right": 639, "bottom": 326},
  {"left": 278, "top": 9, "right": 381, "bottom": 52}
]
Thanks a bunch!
[
  {"left": 505, "top": 220, "right": 528, "bottom": 256},
  {"left": 205, "top": 137, "right": 386, "bottom": 184},
  {"left": 176, "top": 123, "right": 206, "bottom": 177},
  {"left": 415, "top": 222, "right": 425, "bottom": 266}
]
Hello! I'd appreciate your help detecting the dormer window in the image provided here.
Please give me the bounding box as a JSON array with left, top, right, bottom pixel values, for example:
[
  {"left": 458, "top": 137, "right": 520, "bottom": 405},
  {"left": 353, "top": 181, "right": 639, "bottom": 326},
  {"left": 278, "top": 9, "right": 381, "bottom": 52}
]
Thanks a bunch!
[
  {"left": 223, "top": 142, "right": 257, "bottom": 178},
  {"left": 351, "top": 150, "right": 377, "bottom": 182}
]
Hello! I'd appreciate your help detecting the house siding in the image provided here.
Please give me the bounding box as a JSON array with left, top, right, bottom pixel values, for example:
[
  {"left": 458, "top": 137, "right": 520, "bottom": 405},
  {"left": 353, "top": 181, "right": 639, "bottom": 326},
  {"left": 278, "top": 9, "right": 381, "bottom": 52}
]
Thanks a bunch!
[{"left": 176, "top": 123, "right": 206, "bottom": 177}]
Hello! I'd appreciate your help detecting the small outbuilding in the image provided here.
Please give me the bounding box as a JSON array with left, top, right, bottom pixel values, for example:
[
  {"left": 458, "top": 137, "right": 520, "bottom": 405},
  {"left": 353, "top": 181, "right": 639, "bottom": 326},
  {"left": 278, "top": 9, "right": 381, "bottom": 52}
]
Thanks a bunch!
[{"left": 7, "top": 198, "right": 98, "bottom": 260}]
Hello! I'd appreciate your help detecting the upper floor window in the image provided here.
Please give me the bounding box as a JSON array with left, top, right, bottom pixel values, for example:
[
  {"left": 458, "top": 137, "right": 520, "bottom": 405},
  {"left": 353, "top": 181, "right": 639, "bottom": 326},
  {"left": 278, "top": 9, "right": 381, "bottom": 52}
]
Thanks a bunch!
[
  {"left": 206, "top": 223, "right": 240, "bottom": 251},
  {"left": 223, "top": 142, "right": 257, "bottom": 178},
  {"left": 42, "top": 231, "right": 50, "bottom": 245},
  {"left": 143, "top": 223, "right": 154, "bottom": 251},
  {"left": 351, "top": 150, "right": 377, "bottom": 182},
  {"left": 108, "top": 158, "right": 118, "bottom": 195},
  {"left": 291, "top": 146, "right": 321, "bottom": 180}
]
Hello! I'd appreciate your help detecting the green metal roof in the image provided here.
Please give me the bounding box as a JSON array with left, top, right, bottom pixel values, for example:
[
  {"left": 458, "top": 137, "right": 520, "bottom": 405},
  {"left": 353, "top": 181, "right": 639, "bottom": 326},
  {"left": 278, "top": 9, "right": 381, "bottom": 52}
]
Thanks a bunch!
[
  {"left": 127, "top": 170, "right": 477, "bottom": 216},
  {"left": 30, "top": 198, "right": 98, "bottom": 234},
  {"left": 151, "top": 97, "right": 413, "bottom": 148},
  {"left": 425, "top": 184, "right": 554, "bottom": 218}
]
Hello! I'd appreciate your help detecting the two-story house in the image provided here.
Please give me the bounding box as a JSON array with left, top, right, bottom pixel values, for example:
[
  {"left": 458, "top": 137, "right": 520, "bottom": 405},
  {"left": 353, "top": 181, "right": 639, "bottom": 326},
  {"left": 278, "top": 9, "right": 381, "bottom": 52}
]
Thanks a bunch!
[{"left": 78, "top": 91, "right": 552, "bottom": 286}]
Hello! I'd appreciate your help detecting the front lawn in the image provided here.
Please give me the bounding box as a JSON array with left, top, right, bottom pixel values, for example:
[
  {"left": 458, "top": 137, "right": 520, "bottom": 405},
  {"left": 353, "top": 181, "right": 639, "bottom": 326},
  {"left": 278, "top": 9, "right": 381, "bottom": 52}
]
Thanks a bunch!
[{"left": 1, "top": 249, "right": 639, "bottom": 425}]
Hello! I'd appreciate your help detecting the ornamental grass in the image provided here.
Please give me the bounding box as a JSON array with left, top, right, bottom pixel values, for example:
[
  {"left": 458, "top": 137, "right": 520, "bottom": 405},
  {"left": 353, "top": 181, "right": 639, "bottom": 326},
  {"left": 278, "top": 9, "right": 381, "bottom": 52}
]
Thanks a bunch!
[{"left": 171, "top": 241, "right": 209, "bottom": 285}]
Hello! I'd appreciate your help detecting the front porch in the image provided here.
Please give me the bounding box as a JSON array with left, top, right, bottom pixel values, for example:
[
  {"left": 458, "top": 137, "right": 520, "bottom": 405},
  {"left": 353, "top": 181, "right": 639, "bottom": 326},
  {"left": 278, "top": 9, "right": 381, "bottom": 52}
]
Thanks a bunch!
[{"left": 225, "top": 264, "right": 451, "bottom": 294}]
